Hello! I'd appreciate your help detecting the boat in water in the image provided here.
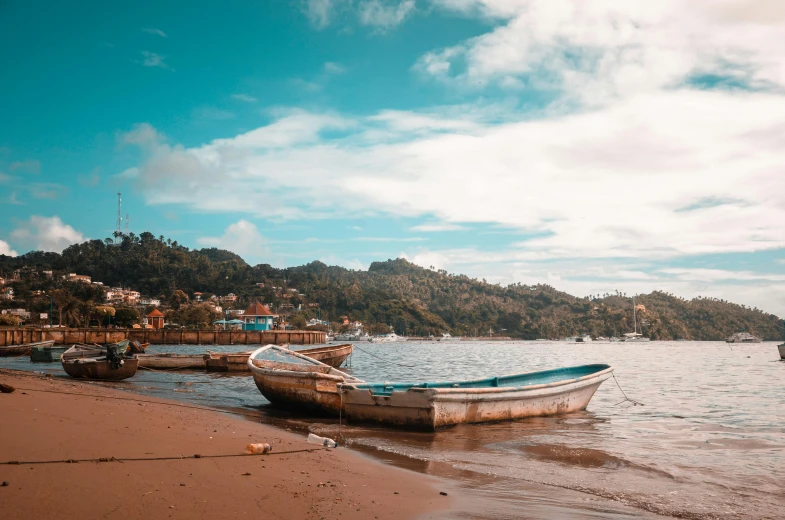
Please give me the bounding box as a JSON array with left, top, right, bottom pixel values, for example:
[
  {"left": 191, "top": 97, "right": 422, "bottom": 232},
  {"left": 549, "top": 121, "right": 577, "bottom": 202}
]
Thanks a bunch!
[
  {"left": 338, "top": 364, "right": 614, "bottom": 431},
  {"left": 726, "top": 332, "right": 762, "bottom": 343},
  {"left": 0, "top": 340, "right": 55, "bottom": 357},
  {"left": 205, "top": 351, "right": 254, "bottom": 372},
  {"left": 778, "top": 343, "right": 785, "bottom": 360},
  {"left": 30, "top": 345, "right": 68, "bottom": 362},
  {"left": 247, "top": 345, "right": 363, "bottom": 415},
  {"left": 371, "top": 332, "right": 407, "bottom": 343},
  {"left": 623, "top": 297, "right": 650, "bottom": 342},
  {"left": 564, "top": 335, "right": 592, "bottom": 343},
  {"left": 61, "top": 344, "right": 139, "bottom": 381},
  {"left": 293, "top": 343, "right": 353, "bottom": 368}
]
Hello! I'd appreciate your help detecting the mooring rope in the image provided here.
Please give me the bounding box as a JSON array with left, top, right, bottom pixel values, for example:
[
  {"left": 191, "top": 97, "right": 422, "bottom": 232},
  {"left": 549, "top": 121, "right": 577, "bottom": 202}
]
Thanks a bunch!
[
  {"left": 351, "top": 344, "right": 418, "bottom": 368},
  {"left": 611, "top": 373, "right": 644, "bottom": 406},
  {"left": 0, "top": 447, "right": 330, "bottom": 466}
]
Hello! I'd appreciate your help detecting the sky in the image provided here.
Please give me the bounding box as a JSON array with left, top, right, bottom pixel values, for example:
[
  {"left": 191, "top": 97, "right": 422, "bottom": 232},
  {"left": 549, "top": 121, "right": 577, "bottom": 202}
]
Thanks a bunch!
[{"left": 1, "top": 0, "right": 785, "bottom": 316}]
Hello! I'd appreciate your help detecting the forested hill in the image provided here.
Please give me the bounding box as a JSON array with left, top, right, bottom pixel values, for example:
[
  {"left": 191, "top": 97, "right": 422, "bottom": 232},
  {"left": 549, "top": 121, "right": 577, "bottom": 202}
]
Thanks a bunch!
[{"left": 1, "top": 232, "right": 782, "bottom": 340}]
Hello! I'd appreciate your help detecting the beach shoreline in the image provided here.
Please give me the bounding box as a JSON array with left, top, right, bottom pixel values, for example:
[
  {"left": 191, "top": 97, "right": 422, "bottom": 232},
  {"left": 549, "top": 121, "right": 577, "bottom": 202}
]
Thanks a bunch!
[{"left": 0, "top": 369, "right": 450, "bottom": 520}]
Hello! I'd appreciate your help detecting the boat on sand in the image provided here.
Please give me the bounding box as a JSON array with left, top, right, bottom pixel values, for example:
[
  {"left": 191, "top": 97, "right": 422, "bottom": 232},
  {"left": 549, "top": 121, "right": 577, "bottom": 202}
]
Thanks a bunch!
[
  {"left": 292, "top": 343, "right": 353, "bottom": 368},
  {"left": 0, "top": 340, "right": 55, "bottom": 357},
  {"left": 30, "top": 345, "right": 68, "bottom": 362},
  {"left": 247, "top": 345, "right": 363, "bottom": 414},
  {"left": 338, "top": 364, "right": 614, "bottom": 431},
  {"left": 61, "top": 344, "right": 138, "bottom": 381},
  {"left": 135, "top": 352, "right": 209, "bottom": 370}
]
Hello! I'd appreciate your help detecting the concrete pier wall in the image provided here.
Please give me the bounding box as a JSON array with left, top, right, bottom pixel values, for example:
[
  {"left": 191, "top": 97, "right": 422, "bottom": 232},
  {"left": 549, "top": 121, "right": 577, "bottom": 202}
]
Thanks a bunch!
[{"left": 0, "top": 328, "right": 325, "bottom": 346}]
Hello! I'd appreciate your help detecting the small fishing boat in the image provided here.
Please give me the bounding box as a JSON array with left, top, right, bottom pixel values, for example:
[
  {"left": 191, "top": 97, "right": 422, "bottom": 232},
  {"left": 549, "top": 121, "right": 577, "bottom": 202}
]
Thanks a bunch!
[
  {"left": 61, "top": 344, "right": 138, "bottom": 381},
  {"left": 205, "top": 351, "right": 254, "bottom": 372},
  {"left": 247, "top": 345, "right": 363, "bottom": 414},
  {"left": 0, "top": 340, "right": 55, "bottom": 357},
  {"left": 135, "top": 352, "right": 209, "bottom": 370},
  {"left": 726, "top": 332, "right": 762, "bottom": 343},
  {"left": 778, "top": 343, "right": 785, "bottom": 360},
  {"left": 338, "top": 364, "right": 614, "bottom": 431},
  {"left": 30, "top": 345, "right": 68, "bottom": 362},
  {"left": 293, "top": 343, "right": 353, "bottom": 368}
]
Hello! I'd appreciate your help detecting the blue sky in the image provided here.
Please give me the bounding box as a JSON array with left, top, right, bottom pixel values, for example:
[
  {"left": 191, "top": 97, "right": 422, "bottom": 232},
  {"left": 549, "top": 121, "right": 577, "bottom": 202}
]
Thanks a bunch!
[{"left": 1, "top": 1, "right": 785, "bottom": 316}]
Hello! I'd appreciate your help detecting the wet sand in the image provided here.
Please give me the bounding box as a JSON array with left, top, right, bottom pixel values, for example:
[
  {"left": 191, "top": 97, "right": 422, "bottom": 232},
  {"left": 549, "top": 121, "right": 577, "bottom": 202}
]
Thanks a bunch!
[{"left": 0, "top": 369, "right": 449, "bottom": 520}]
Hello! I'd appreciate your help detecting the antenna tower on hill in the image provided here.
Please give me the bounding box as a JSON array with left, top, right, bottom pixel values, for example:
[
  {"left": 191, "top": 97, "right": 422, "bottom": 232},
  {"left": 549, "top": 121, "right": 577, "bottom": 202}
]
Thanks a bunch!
[
  {"left": 125, "top": 213, "right": 130, "bottom": 233},
  {"left": 115, "top": 192, "right": 122, "bottom": 243}
]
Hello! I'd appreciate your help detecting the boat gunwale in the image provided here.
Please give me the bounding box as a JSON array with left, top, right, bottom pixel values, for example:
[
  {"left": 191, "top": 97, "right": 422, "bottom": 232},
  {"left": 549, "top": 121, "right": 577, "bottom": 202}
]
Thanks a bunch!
[
  {"left": 339, "top": 364, "right": 614, "bottom": 396},
  {"left": 247, "top": 345, "right": 362, "bottom": 382}
]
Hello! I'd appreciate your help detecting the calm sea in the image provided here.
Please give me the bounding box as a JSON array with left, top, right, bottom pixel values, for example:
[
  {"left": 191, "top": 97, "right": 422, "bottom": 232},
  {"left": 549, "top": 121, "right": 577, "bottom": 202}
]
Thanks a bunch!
[{"left": 3, "top": 340, "right": 784, "bottom": 519}]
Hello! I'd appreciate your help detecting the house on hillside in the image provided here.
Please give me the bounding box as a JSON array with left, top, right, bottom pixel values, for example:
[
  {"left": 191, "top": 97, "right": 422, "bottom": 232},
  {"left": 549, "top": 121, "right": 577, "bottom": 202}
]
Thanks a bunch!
[
  {"left": 242, "top": 302, "right": 275, "bottom": 331},
  {"left": 146, "top": 308, "right": 165, "bottom": 329}
]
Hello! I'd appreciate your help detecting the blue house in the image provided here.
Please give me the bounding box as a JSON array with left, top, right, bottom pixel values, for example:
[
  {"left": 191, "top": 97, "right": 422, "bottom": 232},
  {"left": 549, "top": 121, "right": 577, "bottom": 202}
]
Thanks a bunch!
[{"left": 242, "top": 301, "right": 275, "bottom": 331}]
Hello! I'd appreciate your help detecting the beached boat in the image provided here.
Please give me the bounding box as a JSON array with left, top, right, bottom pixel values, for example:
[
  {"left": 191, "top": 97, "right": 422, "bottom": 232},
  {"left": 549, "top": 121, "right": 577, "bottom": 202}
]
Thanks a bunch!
[
  {"left": 135, "top": 352, "right": 209, "bottom": 370},
  {"left": 205, "top": 351, "right": 254, "bottom": 372},
  {"left": 338, "top": 364, "right": 614, "bottom": 431},
  {"left": 247, "top": 345, "right": 363, "bottom": 414},
  {"left": 0, "top": 340, "right": 55, "bottom": 357},
  {"left": 61, "top": 344, "right": 139, "bottom": 381},
  {"left": 30, "top": 345, "right": 68, "bottom": 362},
  {"left": 294, "top": 343, "right": 353, "bottom": 368},
  {"left": 726, "top": 332, "right": 762, "bottom": 343}
]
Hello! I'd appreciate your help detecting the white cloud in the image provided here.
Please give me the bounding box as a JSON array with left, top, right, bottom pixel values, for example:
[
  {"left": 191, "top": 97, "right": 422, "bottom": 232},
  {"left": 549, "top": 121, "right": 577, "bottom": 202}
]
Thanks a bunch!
[
  {"left": 359, "top": 0, "right": 415, "bottom": 29},
  {"left": 9, "top": 159, "right": 41, "bottom": 174},
  {"left": 231, "top": 93, "right": 258, "bottom": 103},
  {"left": 323, "top": 61, "right": 346, "bottom": 74},
  {"left": 10, "top": 216, "right": 84, "bottom": 253},
  {"left": 0, "top": 240, "right": 18, "bottom": 257},
  {"left": 410, "top": 222, "right": 466, "bottom": 232},
  {"left": 192, "top": 107, "right": 236, "bottom": 120},
  {"left": 197, "top": 220, "right": 268, "bottom": 262},
  {"left": 304, "top": 0, "right": 335, "bottom": 28},
  {"left": 142, "top": 28, "right": 168, "bottom": 38},
  {"left": 139, "top": 51, "right": 172, "bottom": 70},
  {"left": 421, "top": 1, "right": 785, "bottom": 102}
]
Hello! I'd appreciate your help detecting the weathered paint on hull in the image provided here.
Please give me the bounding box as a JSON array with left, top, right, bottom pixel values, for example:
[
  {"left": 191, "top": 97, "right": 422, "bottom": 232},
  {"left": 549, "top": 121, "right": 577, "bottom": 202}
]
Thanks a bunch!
[
  {"left": 135, "top": 353, "right": 208, "bottom": 369},
  {"left": 341, "top": 372, "right": 612, "bottom": 431},
  {"left": 61, "top": 358, "right": 139, "bottom": 381},
  {"left": 206, "top": 352, "right": 252, "bottom": 372},
  {"left": 250, "top": 370, "right": 345, "bottom": 415},
  {"left": 778, "top": 343, "right": 785, "bottom": 360},
  {"left": 296, "top": 344, "right": 353, "bottom": 368}
]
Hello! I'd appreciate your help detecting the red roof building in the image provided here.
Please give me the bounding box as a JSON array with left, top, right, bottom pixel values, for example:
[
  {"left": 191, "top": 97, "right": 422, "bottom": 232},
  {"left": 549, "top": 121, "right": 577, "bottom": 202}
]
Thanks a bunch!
[{"left": 146, "top": 308, "right": 165, "bottom": 329}]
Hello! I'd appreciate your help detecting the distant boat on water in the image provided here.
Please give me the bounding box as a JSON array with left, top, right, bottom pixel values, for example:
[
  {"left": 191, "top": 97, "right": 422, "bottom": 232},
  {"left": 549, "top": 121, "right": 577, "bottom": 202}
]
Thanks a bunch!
[
  {"left": 726, "top": 332, "right": 762, "bottom": 343},
  {"left": 778, "top": 343, "right": 785, "bottom": 360},
  {"left": 624, "top": 297, "right": 650, "bottom": 342},
  {"left": 371, "top": 332, "right": 407, "bottom": 343}
]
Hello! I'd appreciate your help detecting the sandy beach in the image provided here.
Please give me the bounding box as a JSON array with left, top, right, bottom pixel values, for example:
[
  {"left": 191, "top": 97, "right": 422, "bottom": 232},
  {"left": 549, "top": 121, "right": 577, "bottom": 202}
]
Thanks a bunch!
[{"left": 0, "top": 369, "right": 449, "bottom": 520}]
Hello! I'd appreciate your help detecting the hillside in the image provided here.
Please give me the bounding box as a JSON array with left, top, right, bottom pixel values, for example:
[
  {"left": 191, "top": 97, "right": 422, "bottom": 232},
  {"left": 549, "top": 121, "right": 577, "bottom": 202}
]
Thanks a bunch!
[{"left": 1, "top": 232, "right": 782, "bottom": 340}]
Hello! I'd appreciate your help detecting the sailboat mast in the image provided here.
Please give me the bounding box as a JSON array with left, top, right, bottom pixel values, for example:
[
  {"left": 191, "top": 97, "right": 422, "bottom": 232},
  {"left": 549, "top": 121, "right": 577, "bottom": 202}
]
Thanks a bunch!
[{"left": 633, "top": 296, "right": 638, "bottom": 334}]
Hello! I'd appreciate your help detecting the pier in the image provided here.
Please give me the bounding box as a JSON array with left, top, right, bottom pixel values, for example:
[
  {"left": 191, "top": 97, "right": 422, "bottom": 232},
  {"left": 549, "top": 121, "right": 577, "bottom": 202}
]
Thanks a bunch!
[{"left": 0, "top": 328, "right": 326, "bottom": 347}]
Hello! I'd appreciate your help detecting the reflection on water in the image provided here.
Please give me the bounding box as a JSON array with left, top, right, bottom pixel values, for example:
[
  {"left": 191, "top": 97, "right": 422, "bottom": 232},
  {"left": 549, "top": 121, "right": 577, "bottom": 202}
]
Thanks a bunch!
[{"left": 3, "top": 341, "right": 785, "bottom": 519}]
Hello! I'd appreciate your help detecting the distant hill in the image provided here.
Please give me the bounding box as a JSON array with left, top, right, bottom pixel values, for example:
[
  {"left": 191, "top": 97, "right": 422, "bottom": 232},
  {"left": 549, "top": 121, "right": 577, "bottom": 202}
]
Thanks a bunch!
[{"left": 1, "top": 232, "right": 782, "bottom": 340}]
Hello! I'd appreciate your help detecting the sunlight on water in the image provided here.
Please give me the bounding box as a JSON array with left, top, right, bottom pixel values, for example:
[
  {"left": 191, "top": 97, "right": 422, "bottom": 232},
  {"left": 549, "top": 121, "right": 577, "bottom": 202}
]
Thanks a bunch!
[{"left": 3, "top": 340, "right": 784, "bottom": 519}]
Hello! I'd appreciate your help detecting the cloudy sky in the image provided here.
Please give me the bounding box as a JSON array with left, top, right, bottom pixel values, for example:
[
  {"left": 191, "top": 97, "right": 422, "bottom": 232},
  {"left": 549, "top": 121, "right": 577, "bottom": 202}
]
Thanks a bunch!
[{"left": 1, "top": 1, "right": 784, "bottom": 315}]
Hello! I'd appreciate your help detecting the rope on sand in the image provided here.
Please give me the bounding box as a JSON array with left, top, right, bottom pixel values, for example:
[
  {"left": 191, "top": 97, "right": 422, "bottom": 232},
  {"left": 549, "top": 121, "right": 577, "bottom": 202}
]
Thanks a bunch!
[{"left": 0, "top": 448, "right": 330, "bottom": 466}]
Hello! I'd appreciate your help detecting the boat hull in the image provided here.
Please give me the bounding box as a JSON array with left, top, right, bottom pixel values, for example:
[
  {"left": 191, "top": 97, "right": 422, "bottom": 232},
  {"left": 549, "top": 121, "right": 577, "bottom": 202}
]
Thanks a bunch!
[
  {"left": 30, "top": 346, "right": 68, "bottom": 362},
  {"left": 341, "top": 368, "right": 613, "bottom": 431},
  {"left": 61, "top": 358, "right": 139, "bottom": 381},
  {"left": 295, "top": 344, "right": 353, "bottom": 368},
  {"left": 135, "top": 353, "right": 208, "bottom": 369},
  {"left": 205, "top": 352, "right": 252, "bottom": 372},
  {"left": 1, "top": 340, "right": 56, "bottom": 357},
  {"left": 778, "top": 344, "right": 785, "bottom": 360}
]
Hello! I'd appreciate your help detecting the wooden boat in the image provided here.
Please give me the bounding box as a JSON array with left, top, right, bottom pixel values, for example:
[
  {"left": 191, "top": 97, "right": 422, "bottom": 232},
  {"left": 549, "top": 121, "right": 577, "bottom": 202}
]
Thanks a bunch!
[
  {"left": 778, "top": 343, "right": 785, "bottom": 360},
  {"left": 293, "top": 343, "right": 353, "bottom": 368},
  {"left": 30, "top": 345, "right": 69, "bottom": 362},
  {"left": 61, "top": 345, "right": 139, "bottom": 381},
  {"left": 338, "top": 364, "right": 614, "bottom": 431},
  {"left": 247, "top": 345, "right": 363, "bottom": 414},
  {"left": 205, "top": 351, "right": 254, "bottom": 372},
  {"left": 0, "top": 340, "right": 55, "bottom": 357},
  {"left": 135, "top": 352, "right": 209, "bottom": 370}
]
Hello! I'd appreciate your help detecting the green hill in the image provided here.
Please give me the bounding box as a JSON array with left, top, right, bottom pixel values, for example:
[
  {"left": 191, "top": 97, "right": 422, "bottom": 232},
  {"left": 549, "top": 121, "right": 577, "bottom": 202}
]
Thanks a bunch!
[{"left": 0, "top": 232, "right": 782, "bottom": 340}]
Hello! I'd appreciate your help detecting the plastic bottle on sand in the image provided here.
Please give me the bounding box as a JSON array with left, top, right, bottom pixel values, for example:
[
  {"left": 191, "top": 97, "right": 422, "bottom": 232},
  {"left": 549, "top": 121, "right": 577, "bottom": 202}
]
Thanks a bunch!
[
  {"left": 245, "top": 443, "right": 273, "bottom": 454},
  {"left": 307, "top": 433, "right": 338, "bottom": 448}
]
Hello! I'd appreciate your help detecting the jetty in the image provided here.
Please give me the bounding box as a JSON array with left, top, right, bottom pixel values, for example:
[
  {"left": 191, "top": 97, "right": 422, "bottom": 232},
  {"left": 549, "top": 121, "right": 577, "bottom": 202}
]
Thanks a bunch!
[{"left": 0, "top": 328, "right": 325, "bottom": 347}]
